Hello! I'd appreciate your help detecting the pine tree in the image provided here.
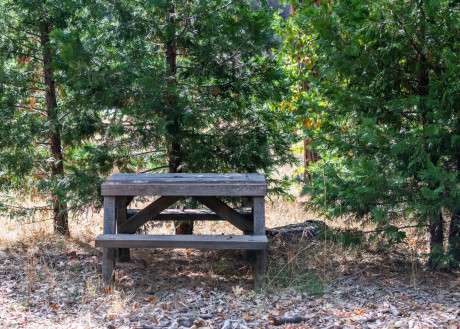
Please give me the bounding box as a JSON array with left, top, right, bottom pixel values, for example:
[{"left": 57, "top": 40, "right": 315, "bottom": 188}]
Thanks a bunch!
[
  {"left": 297, "top": 0, "right": 460, "bottom": 266},
  {"left": 107, "top": 0, "right": 295, "bottom": 234},
  {"left": 0, "top": 0, "right": 115, "bottom": 235}
]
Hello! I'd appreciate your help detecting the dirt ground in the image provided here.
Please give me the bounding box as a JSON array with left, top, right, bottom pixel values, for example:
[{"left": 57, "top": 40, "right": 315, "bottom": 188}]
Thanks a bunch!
[{"left": 0, "top": 232, "right": 458, "bottom": 329}]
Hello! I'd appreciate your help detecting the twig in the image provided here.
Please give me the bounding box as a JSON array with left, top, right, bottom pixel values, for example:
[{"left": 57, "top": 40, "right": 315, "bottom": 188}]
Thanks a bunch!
[
  {"left": 272, "top": 315, "right": 308, "bottom": 326},
  {"left": 362, "top": 225, "right": 428, "bottom": 234},
  {"left": 178, "top": 313, "right": 214, "bottom": 319},
  {"left": 139, "top": 165, "right": 169, "bottom": 173},
  {"left": 331, "top": 266, "right": 369, "bottom": 285},
  {"left": 116, "top": 150, "right": 164, "bottom": 159}
]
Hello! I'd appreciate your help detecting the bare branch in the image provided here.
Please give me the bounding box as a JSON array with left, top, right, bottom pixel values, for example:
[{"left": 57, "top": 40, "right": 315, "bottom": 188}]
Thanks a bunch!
[
  {"left": 139, "top": 165, "right": 169, "bottom": 173},
  {"left": 14, "top": 104, "right": 47, "bottom": 115}
]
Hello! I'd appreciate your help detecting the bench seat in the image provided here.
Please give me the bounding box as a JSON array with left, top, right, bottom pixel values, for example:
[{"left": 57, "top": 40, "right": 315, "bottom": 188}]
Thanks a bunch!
[{"left": 96, "top": 234, "right": 268, "bottom": 250}]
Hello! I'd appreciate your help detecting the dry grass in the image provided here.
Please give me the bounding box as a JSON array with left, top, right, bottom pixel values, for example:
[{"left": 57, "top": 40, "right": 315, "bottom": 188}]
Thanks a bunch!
[
  {"left": 0, "top": 195, "right": 317, "bottom": 247},
  {"left": 0, "top": 154, "right": 319, "bottom": 246},
  {"left": 1, "top": 169, "right": 459, "bottom": 328}
]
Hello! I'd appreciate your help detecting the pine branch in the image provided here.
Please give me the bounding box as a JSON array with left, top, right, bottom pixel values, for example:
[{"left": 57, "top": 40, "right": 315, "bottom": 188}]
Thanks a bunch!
[
  {"left": 1, "top": 82, "right": 47, "bottom": 92},
  {"left": 0, "top": 23, "right": 40, "bottom": 38},
  {"left": 114, "top": 150, "right": 165, "bottom": 159},
  {"left": 389, "top": 9, "right": 426, "bottom": 61},
  {"left": 15, "top": 104, "right": 47, "bottom": 114},
  {"left": 5, "top": 51, "right": 44, "bottom": 64},
  {"left": 176, "top": 82, "right": 215, "bottom": 88},
  {"left": 1, "top": 204, "right": 52, "bottom": 211},
  {"left": 1, "top": 35, "right": 42, "bottom": 52},
  {"left": 208, "top": 1, "right": 233, "bottom": 14}
]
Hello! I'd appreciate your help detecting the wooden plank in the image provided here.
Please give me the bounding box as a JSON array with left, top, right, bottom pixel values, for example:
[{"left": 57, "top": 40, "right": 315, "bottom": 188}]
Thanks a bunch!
[
  {"left": 106, "top": 173, "right": 266, "bottom": 182},
  {"left": 103, "top": 197, "right": 116, "bottom": 235},
  {"left": 95, "top": 234, "right": 268, "bottom": 250},
  {"left": 193, "top": 196, "right": 253, "bottom": 232},
  {"left": 253, "top": 197, "right": 266, "bottom": 235},
  {"left": 102, "top": 196, "right": 116, "bottom": 283},
  {"left": 126, "top": 208, "right": 252, "bottom": 221},
  {"left": 118, "top": 196, "right": 181, "bottom": 233},
  {"left": 101, "top": 173, "right": 267, "bottom": 196},
  {"left": 102, "top": 183, "right": 267, "bottom": 197}
]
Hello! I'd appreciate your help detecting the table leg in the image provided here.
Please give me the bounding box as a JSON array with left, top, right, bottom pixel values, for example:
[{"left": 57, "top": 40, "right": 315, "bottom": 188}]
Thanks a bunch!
[
  {"left": 253, "top": 196, "right": 266, "bottom": 287},
  {"left": 115, "top": 196, "right": 130, "bottom": 262},
  {"left": 244, "top": 197, "right": 256, "bottom": 261},
  {"left": 244, "top": 231, "right": 257, "bottom": 262},
  {"left": 102, "top": 196, "right": 116, "bottom": 283},
  {"left": 253, "top": 196, "right": 265, "bottom": 235},
  {"left": 254, "top": 249, "right": 267, "bottom": 289}
]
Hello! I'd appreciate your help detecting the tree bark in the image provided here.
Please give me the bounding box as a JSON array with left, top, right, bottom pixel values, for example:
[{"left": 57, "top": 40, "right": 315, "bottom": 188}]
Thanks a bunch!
[
  {"left": 304, "top": 138, "right": 320, "bottom": 182},
  {"left": 428, "top": 212, "right": 444, "bottom": 266},
  {"left": 40, "top": 24, "right": 69, "bottom": 236},
  {"left": 164, "top": 9, "right": 193, "bottom": 235},
  {"left": 448, "top": 211, "right": 460, "bottom": 262},
  {"left": 290, "top": 5, "right": 320, "bottom": 183}
]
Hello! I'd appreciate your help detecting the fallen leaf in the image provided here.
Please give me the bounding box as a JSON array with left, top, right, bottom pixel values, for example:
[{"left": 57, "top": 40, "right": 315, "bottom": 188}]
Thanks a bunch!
[
  {"left": 232, "top": 285, "right": 244, "bottom": 296},
  {"left": 194, "top": 318, "right": 205, "bottom": 325},
  {"left": 243, "top": 313, "right": 254, "bottom": 321}
]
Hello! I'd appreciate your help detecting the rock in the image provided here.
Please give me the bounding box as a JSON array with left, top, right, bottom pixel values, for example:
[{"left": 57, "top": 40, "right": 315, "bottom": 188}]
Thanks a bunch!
[
  {"left": 167, "top": 320, "right": 179, "bottom": 329},
  {"left": 390, "top": 306, "right": 401, "bottom": 316},
  {"left": 221, "top": 319, "right": 232, "bottom": 329}
]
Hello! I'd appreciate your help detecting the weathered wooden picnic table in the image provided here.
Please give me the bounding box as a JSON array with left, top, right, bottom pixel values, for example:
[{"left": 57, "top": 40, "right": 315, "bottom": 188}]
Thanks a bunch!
[{"left": 95, "top": 173, "right": 268, "bottom": 287}]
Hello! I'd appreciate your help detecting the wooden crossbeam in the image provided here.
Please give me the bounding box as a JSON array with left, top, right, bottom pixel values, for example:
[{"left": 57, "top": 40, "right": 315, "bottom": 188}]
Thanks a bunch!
[
  {"left": 126, "top": 208, "right": 252, "bottom": 221},
  {"left": 193, "top": 196, "right": 253, "bottom": 232},
  {"left": 118, "top": 196, "right": 181, "bottom": 233}
]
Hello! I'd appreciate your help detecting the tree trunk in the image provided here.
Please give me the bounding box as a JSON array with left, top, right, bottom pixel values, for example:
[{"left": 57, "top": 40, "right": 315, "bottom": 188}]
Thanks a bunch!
[
  {"left": 40, "top": 24, "right": 69, "bottom": 236},
  {"left": 290, "top": 6, "right": 320, "bottom": 183},
  {"left": 448, "top": 211, "right": 460, "bottom": 262},
  {"left": 164, "top": 10, "right": 193, "bottom": 235},
  {"left": 304, "top": 139, "right": 320, "bottom": 182},
  {"left": 428, "top": 212, "right": 444, "bottom": 267}
]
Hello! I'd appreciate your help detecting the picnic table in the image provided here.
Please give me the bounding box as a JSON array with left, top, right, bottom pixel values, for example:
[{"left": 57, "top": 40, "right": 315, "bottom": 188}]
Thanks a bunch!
[{"left": 95, "top": 173, "right": 268, "bottom": 287}]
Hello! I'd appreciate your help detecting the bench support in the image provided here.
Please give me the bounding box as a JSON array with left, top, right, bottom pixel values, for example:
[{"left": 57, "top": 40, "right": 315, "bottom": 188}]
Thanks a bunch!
[
  {"left": 115, "top": 197, "right": 131, "bottom": 262},
  {"left": 245, "top": 196, "right": 266, "bottom": 283},
  {"left": 97, "top": 234, "right": 268, "bottom": 288},
  {"left": 102, "top": 196, "right": 116, "bottom": 283}
]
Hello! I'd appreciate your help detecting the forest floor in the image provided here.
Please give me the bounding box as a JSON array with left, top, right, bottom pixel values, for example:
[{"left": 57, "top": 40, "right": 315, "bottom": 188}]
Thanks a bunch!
[{"left": 0, "top": 198, "right": 459, "bottom": 329}]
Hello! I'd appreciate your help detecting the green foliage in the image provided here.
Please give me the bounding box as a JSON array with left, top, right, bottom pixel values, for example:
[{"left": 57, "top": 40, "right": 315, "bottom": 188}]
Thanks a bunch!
[
  {"left": 287, "top": 0, "right": 460, "bottom": 261},
  {"left": 0, "top": 0, "right": 114, "bottom": 227},
  {"left": 215, "top": 260, "right": 231, "bottom": 272},
  {"left": 105, "top": 0, "right": 296, "bottom": 178},
  {"left": 0, "top": 0, "right": 296, "bottom": 228},
  {"left": 425, "top": 244, "right": 459, "bottom": 270}
]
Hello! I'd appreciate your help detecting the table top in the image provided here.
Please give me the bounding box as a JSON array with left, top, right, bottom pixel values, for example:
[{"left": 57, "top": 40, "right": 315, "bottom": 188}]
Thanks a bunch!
[{"left": 101, "top": 173, "right": 267, "bottom": 196}]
